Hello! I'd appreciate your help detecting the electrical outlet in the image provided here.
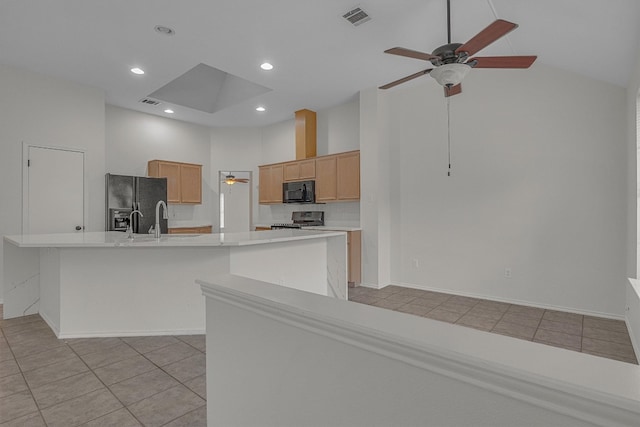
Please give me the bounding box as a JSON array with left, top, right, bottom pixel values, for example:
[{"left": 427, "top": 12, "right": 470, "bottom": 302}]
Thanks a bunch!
[
  {"left": 504, "top": 268, "right": 512, "bottom": 278},
  {"left": 411, "top": 258, "right": 419, "bottom": 269}
]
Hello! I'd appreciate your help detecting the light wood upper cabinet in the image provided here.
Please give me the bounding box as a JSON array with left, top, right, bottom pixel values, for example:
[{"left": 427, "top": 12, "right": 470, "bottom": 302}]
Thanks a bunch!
[
  {"left": 259, "top": 164, "right": 284, "bottom": 204},
  {"left": 283, "top": 159, "right": 316, "bottom": 182},
  {"left": 179, "top": 163, "right": 202, "bottom": 204},
  {"left": 336, "top": 151, "right": 360, "bottom": 201},
  {"left": 154, "top": 161, "right": 181, "bottom": 203},
  {"left": 315, "top": 150, "right": 360, "bottom": 202},
  {"left": 315, "top": 156, "right": 337, "bottom": 202},
  {"left": 259, "top": 150, "right": 359, "bottom": 203},
  {"left": 148, "top": 160, "right": 202, "bottom": 204}
]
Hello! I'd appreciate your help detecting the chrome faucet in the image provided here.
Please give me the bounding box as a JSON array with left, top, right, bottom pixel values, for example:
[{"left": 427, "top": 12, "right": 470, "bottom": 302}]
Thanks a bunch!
[
  {"left": 154, "top": 200, "right": 168, "bottom": 238},
  {"left": 126, "top": 210, "right": 143, "bottom": 239}
]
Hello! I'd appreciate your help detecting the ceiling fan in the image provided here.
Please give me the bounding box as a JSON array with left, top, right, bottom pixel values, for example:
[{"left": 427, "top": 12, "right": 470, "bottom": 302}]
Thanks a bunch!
[
  {"left": 379, "top": 0, "right": 537, "bottom": 96},
  {"left": 221, "top": 174, "right": 249, "bottom": 185}
]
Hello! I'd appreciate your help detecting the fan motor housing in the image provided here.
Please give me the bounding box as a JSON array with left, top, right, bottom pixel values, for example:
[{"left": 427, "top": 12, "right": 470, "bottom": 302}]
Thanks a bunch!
[{"left": 431, "top": 43, "right": 464, "bottom": 65}]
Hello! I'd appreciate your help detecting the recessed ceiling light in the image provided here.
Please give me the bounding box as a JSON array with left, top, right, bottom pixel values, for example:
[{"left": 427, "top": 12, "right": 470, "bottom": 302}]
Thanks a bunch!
[
  {"left": 154, "top": 25, "right": 175, "bottom": 36},
  {"left": 256, "top": 106, "right": 266, "bottom": 112},
  {"left": 164, "top": 109, "right": 174, "bottom": 114},
  {"left": 130, "top": 67, "right": 145, "bottom": 75},
  {"left": 260, "top": 62, "right": 274, "bottom": 71}
]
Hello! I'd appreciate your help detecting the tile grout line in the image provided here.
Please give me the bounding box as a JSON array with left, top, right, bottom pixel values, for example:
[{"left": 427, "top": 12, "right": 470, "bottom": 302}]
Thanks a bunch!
[
  {"left": 0, "top": 312, "right": 48, "bottom": 426},
  {"left": 349, "top": 286, "right": 637, "bottom": 365},
  {"left": 64, "top": 338, "right": 147, "bottom": 427}
]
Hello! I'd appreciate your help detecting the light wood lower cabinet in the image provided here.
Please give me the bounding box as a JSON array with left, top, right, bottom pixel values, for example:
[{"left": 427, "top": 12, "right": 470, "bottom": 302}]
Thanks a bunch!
[
  {"left": 168, "top": 225, "right": 212, "bottom": 234},
  {"left": 347, "top": 230, "right": 361, "bottom": 285}
]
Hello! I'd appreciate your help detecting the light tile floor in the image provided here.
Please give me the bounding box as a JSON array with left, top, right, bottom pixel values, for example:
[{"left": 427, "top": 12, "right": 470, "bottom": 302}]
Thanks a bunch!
[
  {"left": 349, "top": 285, "right": 638, "bottom": 364},
  {"left": 2, "top": 286, "right": 638, "bottom": 425},
  {"left": 0, "top": 305, "right": 206, "bottom": 427}
]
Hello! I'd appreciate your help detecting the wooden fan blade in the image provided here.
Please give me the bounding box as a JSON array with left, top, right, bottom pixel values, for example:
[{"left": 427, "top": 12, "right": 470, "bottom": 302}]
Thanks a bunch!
[
  {"left": 469, "top": 56, "right": 537, "bottom": 68},
  {"left": 379, "top": 69, "right": 432, "bottom": 90},
  {"left": 444, "top": 84, "right": 462, "bottom": 97},
  {"left": 384, "top": 47, "right": 439, "bottom": 62},
  {"left": 455, "top": 19, "right": 518, "bottom": 57}
]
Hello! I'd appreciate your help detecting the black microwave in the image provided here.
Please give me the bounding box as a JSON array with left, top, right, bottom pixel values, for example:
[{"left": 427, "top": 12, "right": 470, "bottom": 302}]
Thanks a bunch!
[{"left": 283, "top": 180, "right": 315, "bottom": 203}]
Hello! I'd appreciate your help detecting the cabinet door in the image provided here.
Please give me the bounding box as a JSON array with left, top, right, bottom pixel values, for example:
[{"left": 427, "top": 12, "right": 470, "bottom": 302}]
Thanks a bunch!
[
  {"left": 283, "top": 163, "right": 300, "bottom": 182},
  {"left": 259, "top": 166, "right": 271, "bottom": 204},
  {"left": 269, "top": 164, "right": 284, "bottom": 203},
  {"left": 315, "top": 156, "right": 337, "bottom": 201},
  {"left": 169, "top": 225, "right": 212, "bottom": 234},
  {"left": 259, "top": 165, "right": 283, "bottom": 204},
  {"left": 180, "top": 164, "right": 202, "bottom": 204},
  {"left": 337, "top": 152, "right": 360, "bottom": 200},
  {"left": 158, "top": 162, "right": 181, "bottom": 203},
  {"left": 298, "top": 159, "right": 316, "bottom": 179}
]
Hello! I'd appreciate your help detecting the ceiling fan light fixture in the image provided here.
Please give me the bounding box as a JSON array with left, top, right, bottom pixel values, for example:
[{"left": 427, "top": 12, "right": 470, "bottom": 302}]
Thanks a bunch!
[{"left": 430, "top": 63, "right": 471, "bottom": 87}]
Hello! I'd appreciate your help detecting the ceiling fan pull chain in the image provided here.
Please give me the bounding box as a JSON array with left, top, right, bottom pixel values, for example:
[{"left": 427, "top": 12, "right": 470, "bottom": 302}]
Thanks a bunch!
[{"left": 447, "top": 97, "right": 452, "bottom": 177}]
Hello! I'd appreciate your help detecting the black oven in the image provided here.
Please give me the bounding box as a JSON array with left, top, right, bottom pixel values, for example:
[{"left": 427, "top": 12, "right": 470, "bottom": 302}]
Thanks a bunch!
[{"left": 283, "top": 180, "right": 315, "bottom": 203}]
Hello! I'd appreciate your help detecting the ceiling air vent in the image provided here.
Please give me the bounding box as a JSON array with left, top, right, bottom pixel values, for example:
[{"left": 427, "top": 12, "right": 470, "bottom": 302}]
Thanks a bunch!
[
  {"left": 139, "top": 98, "right": 161, "bottom": 106},
  {"left": 343, "top": 7, "right": 371, "bottom": 27}
]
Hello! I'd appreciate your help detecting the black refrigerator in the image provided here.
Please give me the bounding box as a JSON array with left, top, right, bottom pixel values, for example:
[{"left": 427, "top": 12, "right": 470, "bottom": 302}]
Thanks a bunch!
[{"left": 105, "top": 174, "right": 168, "bottom": 234}]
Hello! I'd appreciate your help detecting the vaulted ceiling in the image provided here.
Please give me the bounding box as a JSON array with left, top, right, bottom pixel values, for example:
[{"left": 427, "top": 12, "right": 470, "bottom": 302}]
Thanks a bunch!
[{"left": 1, "top": 0, "right": 638, "bottom": 127}]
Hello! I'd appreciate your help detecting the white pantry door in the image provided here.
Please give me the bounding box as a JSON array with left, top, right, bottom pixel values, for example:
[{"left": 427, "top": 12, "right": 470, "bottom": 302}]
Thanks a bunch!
[{"left": 24, "top": 145, "right": 85, "bottom": 234}]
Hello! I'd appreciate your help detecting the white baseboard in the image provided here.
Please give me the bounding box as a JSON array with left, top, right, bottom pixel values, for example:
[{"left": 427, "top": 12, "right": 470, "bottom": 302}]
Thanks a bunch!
[
  {"left": 57, "top": 328, "right": 205, "bottom": 339},
  {"left": 626, "top": 279, "right": 640, "bottom": 359},
  {"left": 359, "top": 282, "right": 384, "bottom": 290},
  {"left": 39, "top": 311, "right": 60, "bottom": 337},
  {"left": 390, "top": 281, "right": 625, "bottom": 321}
]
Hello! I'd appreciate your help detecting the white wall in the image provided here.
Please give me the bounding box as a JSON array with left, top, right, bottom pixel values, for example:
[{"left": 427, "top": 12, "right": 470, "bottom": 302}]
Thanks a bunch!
[
  {"left": 628, "top": 52, "right": 640, "bottom": 279},
  {"left": 317, "top": 98, "right": 360, "bottom": 155},
  {"left": 105, "top": 105, "right": 213, "bottom": 228},
  {"left": 380, "top": 64, "right": 627, "bottom": 317},
  {"left": 0, "top": 64, "right": 105, "bottom": 302}
]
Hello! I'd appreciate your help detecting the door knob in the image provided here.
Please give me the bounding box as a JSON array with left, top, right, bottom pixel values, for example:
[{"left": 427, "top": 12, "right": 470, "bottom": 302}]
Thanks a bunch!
[{"left": 75, "top": 226, "right": 83, "bottom": 231}]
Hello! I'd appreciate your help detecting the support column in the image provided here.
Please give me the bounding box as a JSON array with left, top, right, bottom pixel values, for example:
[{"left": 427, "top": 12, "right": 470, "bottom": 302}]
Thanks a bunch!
[{"left": 359, "top": 88, "right": 391, "bottom": 288}]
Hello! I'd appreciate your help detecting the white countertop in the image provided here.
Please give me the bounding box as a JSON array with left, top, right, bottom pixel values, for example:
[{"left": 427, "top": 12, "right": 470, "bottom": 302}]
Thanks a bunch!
[{"left": 4, "top": 230, "right": 346, "bottom": 248}]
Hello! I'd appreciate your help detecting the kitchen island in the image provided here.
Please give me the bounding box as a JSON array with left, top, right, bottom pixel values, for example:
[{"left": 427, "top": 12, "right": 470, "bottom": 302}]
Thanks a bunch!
[{"left": 3, "top": 230, "right": 347, "bottom": 338}]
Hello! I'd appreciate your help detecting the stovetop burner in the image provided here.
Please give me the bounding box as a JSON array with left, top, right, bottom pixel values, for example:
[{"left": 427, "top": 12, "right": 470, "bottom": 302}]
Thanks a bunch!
[
  {"left": 271, "top": 223, "right": 303, "bottom": 229},
  {"left": 270, "top": 211, "right": 324, "bottom": 230}
]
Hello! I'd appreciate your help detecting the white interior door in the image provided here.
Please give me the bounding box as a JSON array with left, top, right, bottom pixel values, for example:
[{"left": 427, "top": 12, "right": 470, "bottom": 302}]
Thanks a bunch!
[{"left": 24, "top": 145, "right": 85, "bottom": 234}]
